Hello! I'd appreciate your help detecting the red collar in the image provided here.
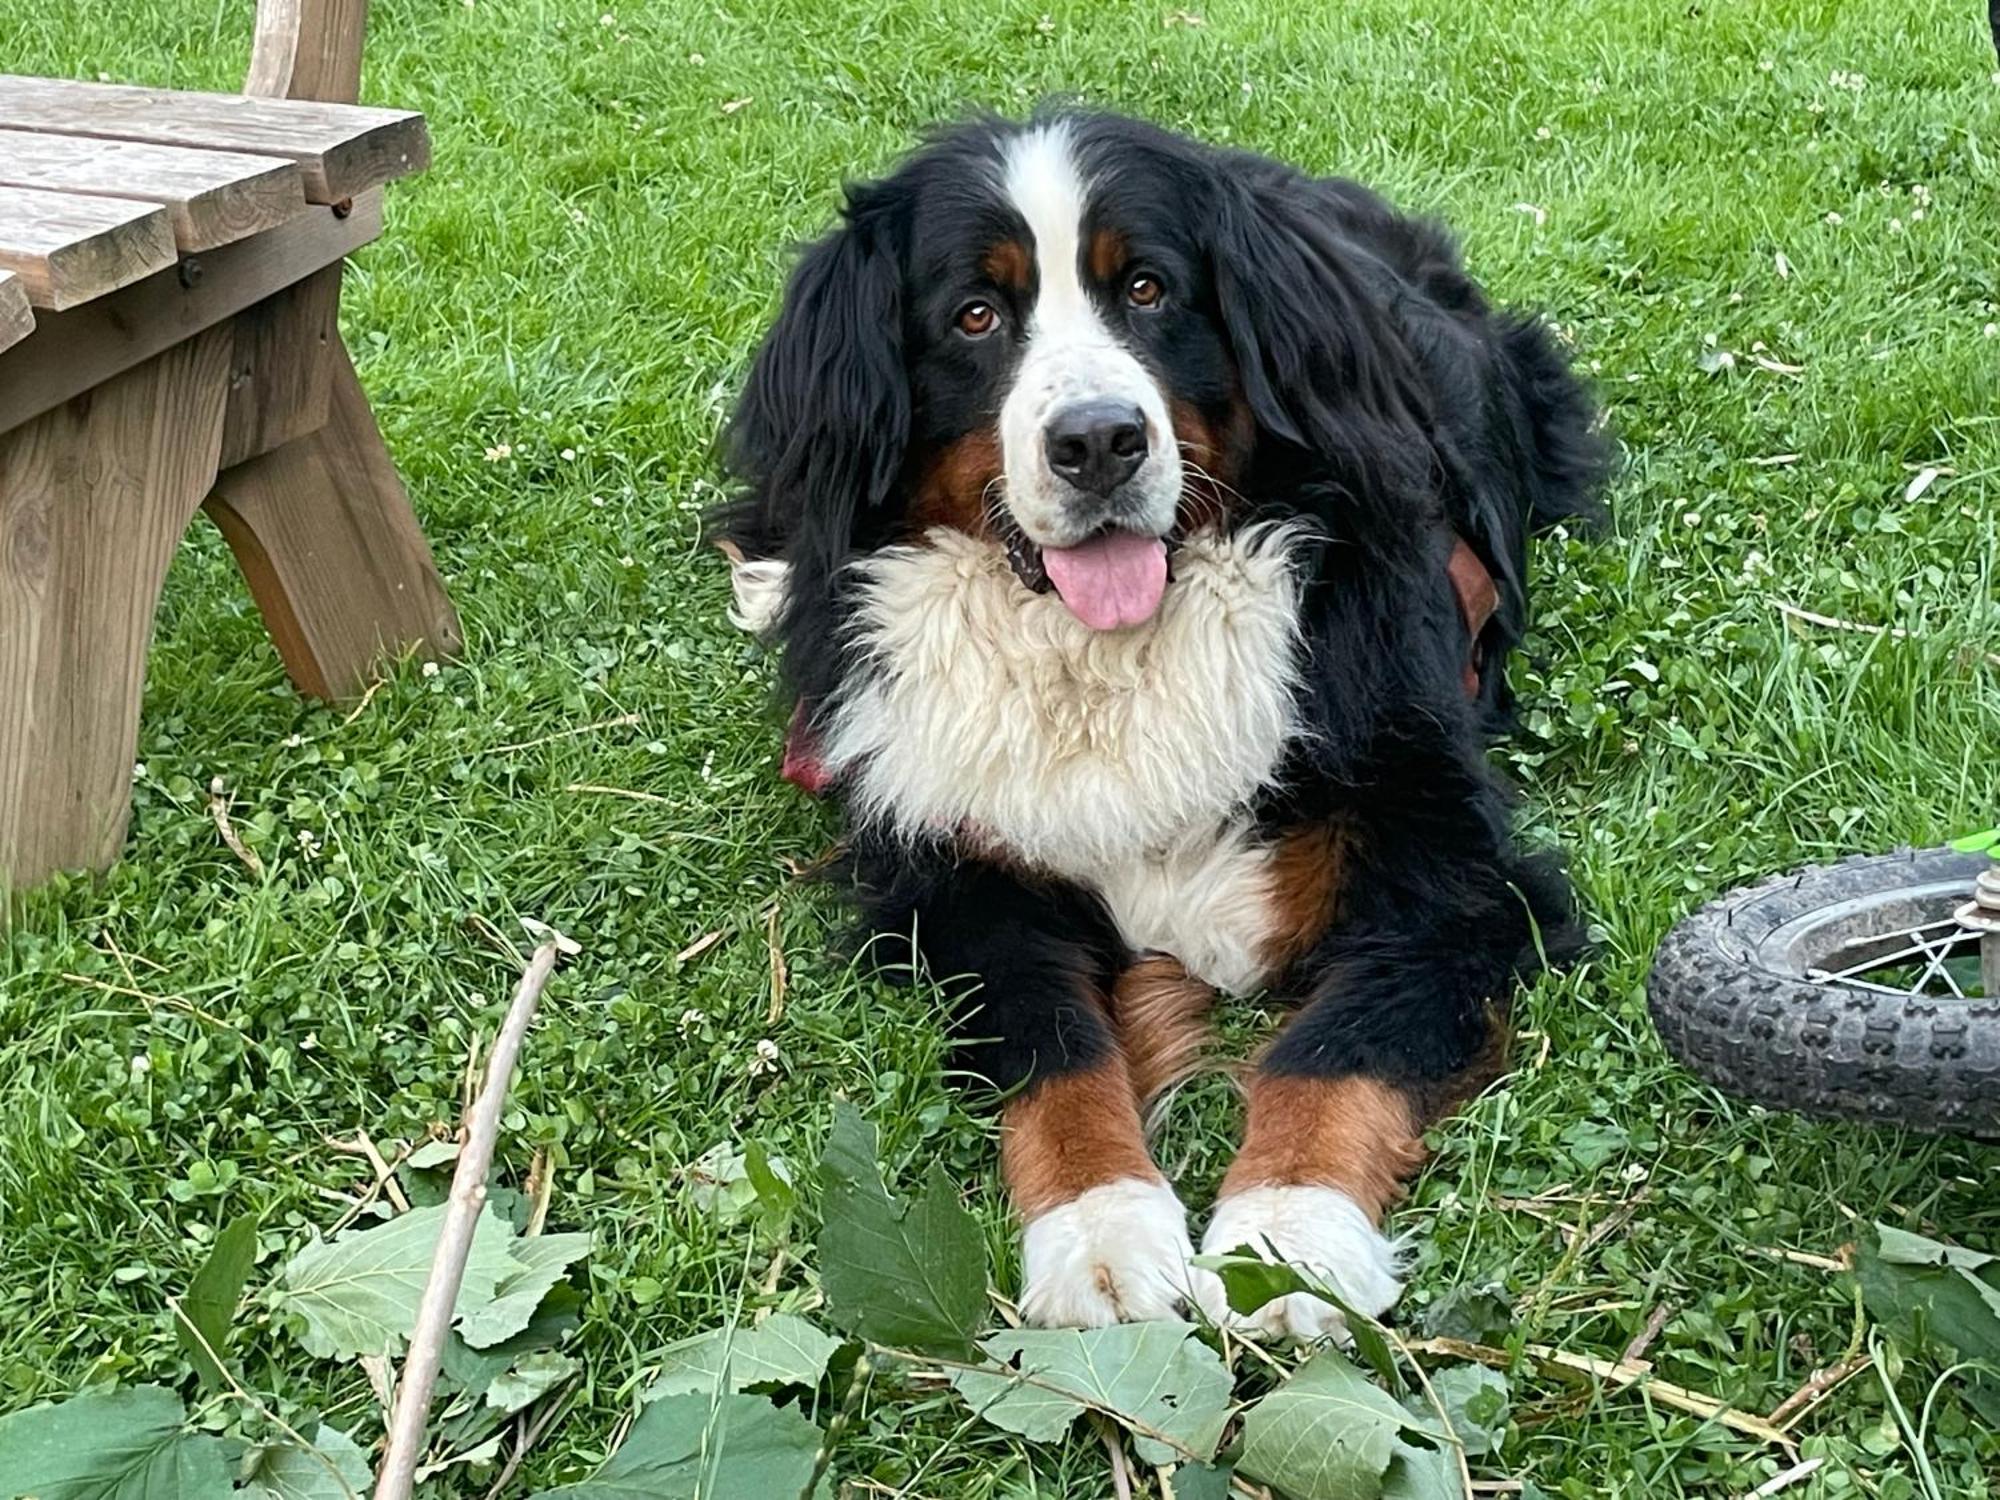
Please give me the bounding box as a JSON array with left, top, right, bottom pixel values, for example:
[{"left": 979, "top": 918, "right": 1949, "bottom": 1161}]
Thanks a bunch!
[{"left": 781, "top": 535, "right": 1498, "bottom": 796}]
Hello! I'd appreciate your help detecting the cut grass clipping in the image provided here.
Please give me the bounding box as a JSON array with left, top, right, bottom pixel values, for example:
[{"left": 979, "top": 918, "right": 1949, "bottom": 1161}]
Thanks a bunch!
[{"left": 5, "top": 1096, "right": 1998, "bottom": 1498}]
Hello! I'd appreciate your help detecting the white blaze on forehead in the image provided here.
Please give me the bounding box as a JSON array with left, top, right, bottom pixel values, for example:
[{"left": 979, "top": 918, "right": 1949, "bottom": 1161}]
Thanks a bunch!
[
  {"left": 1000, "top": 121, "right": 1096, "bottom": 346},
  {"left": 994, "top": 122, "right": 1179, "bottom": 547}
]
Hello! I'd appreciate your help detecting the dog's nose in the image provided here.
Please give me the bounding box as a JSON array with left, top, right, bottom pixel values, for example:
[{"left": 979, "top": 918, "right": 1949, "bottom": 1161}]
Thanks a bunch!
[{"left": 1043, "top": 401, "right": 1147, "bottom": 497}]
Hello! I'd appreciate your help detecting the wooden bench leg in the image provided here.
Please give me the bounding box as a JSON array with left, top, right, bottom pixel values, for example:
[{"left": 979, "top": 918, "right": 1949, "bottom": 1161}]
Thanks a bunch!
[
  {"left": 205, "top": 339, "right": 461, "bottom": 702},
  {"left": 0, "top": 328, "right": 231, "bottom": 889}
]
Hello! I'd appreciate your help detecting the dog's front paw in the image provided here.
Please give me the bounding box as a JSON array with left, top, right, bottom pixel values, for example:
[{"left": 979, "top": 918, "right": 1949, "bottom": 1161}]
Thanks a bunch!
[
  {"left": 1196, "top": 1185, "right": 1404, "bottom": 1341},
  {"left": 1019, "top": 1178, "right": 1212, "bottom": 1327}
]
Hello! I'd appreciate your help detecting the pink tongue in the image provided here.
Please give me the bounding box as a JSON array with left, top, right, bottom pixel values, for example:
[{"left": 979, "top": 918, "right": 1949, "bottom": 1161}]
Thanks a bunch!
[{"left": 1041, "top": 531, "right": 1170, "bottom": 631}]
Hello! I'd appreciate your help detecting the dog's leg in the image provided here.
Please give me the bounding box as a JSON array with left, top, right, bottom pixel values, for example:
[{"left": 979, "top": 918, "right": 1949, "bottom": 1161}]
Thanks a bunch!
[
  {"left": 857, "top": 850, "right": 1207, "bottom": 1326},
  {"left": 1199, "top": 765, "right": 1576, "bottom": 1340},
  {"left": 1106, "top": 954, "right": 1218, "bottom": 1133}
]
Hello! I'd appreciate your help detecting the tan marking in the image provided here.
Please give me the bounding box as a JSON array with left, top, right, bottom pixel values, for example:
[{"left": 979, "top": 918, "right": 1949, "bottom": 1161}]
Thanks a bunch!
[
  {"left": 1001, "top": 1055, "right": 1161, "bottom": 1220},
  {"left": 1087, "top": 226, "right": 1128, "bottom": 282},
  {"left": 1219, "top": 1075, "right": 1426, "bottom": 1221},
  {"left": 1170, "top": 395, "right": 1254, "bottom": 535},
  {"left": 909, "top": 427, "right": 1002, "bottom": 534},
  {"left": 1260, "top": 822, "right": 1349, "bottom": 976},
  {"left": 1109, "top": 955, "right": 1217, "bottom": 1109},
  {"left": 983, "top": 238, "right": 1031, "bottom": 293}
]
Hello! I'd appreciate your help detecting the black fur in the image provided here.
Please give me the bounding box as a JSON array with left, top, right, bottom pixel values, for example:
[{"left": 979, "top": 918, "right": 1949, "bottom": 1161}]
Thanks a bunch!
[{"left": 716, "top": 109, "right": 1610, "bottom": 1121}]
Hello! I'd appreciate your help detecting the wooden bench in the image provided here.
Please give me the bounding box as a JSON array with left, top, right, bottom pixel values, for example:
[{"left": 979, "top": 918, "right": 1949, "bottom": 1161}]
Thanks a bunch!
[{"left": 0, "top": 0, "right": 460, "bottom": 892}]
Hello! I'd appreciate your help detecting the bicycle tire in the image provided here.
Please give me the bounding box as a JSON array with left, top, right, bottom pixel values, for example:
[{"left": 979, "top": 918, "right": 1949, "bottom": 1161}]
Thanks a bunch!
[{"left": 1648, "top": 846, "right": 2000, "bottom": 1138}]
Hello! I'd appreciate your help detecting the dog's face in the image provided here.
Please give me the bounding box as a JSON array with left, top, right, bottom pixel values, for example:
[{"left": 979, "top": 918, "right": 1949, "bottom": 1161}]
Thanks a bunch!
[
  {"left": 897, "top": 120, "right": 1246, "bottom": 631},
  {"left": 728, "top": 111, "right": 1429, "bottom": 637}
]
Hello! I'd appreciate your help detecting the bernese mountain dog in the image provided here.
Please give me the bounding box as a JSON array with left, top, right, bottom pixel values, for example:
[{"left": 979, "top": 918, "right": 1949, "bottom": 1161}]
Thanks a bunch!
[{"left": 715, "top": 109, "right": 1609, "bottom": 1337}]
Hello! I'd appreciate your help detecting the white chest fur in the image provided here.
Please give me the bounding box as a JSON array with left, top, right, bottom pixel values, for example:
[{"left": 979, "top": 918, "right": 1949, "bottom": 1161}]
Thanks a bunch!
[{"left": 817, "top": 525, "right": 1305, "bottom": 993}]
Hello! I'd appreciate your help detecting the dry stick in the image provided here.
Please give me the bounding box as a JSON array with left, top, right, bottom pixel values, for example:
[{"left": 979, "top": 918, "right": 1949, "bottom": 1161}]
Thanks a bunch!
[
  {"left": 1620, "top": 1301, "right": 1676, "bottom": 1366},
  {"left": 208, "top": 777, "right": 266, "bottom": 877},
  {"left": 479, "top": 1386, "right": 576, "bottom": 1500},
  {"left": 765, "top": 905, "right": 788, "bottom": 1023},
  {"left": 373, "top": 941, "right": 565, "bottom": 1500},
  {"left": 328, "top": 1130, "right": 412, "bottom": 1214},
  {"left": 1408, "top": 1337, "right": 1794, "bottom": 1449},
  {"left": 564, "top": 781, "right": 673, "bottom": 805},
  {"left": 1740, "top": 1458, "right": 1825, "bottom": 1499},
  {"left": 1774, "top": 599, "right": 2000, "bottom": 667},
  {"left": 1766, "top": 1355, "right": 1870, "bottom": 1430},
  {"left": 1094, "top": 1414, "right": 1135, "bottom": 1500},
  {"left": 492, "top": 712, "right": 642, "bottom": 755},
  {"left": 1386, "top": 1325, "right": 1473, "bottom": 1500}
]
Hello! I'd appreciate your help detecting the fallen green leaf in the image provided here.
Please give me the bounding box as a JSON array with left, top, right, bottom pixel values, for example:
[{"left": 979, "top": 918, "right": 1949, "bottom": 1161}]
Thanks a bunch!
[
  {"left": 1854, "top": 1223, "right": 2000, "bottom": 1363},
  {"left": 239, "top": 1425, "right": 371, "bottom": 1500},
  {"left": 177, "top": 1213, "right": 259, "bottom": 1392},
  {"left": 487, "top": 1350, "right": 580, "bottom": 1414},
  {"left": 817, "top": 1102, "right": 985, "bottom": 1354},
  {"left": 0, "top": 1386, "right": 233, "bottom": 1500},
  {"left": 949, "top": 1322, "right": 1233, "bottom": 1465},
  {"left": 1381, "top": 1434, "right": 1464, "bottom": 1500},
  {"left": 1426, "top": 1364, "right": 1508, "bottom": 1456},
  {"left": 646, "top": 1314, "right": 844, "bottom": 1400},
  {"left": 1192, "top": 1250, "right": 1398, "bottom": 1388},
  {"left": 275, "top": 1202, "right": 519, "bottom": 1361},
  {"left": 1238, "top": 1349, "right": 1446, "bottom": 1500},
  {"left": 1163, "top": 1461, "right": 1235, "bottom": 1500},
  {"left": 1418, "top": 1284, "right": 1513, "bottom": 1346},
  {"left": 458, "top": 1232, "right": 591, "bottom": 1349},
  {"left": 530, "top": 1391, "right": 823, "bottom": 1499}
]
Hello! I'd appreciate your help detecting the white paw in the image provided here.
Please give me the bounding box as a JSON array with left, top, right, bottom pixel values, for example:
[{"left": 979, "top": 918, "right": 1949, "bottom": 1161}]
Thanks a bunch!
[
  {"left": 1197, "top": 1185, "right": 1405, "bottom": 1342},
  {"left": 1019, "top": 1178, "right": 1214, "bottom": 1327}
]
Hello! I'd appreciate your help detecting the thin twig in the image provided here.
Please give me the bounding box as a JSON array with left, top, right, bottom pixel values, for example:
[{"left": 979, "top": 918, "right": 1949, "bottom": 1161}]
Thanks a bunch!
[
  {"left": 373, "top": 939, "right": 566, "bottom": 1500},
  {"left": 1739, "top": 1458, "right": 1825, "bottom": 1499},
  {"left": 479, "top": 1387, "right": 575, "bottom": 1500},
  {"left": 1765, "top": 1355, "right": 1869, "bottom": 1430},
  {"left": 60, "top": 972, "right": 238, "bottom": 1029},
  {"left": 1408, "top": 1337, "right": 1795, "bottom": 1449},
  {"left": 1620, "top": 1302, "right": 1675, "bottom": 1366},
  {"left": 325, "top": 1136, "right": 419, "bottom": 1235},
  {"left": 564, "top": 782, "right": 673, "bottom": 805},
  {"left": 1096, "top": 1414, "right": 1135, "bottom": 1500},
  {"left": 675, "top": 930, "right": 725, "bottom": 964},
  {"left": 172, "top": 1300, "right": 358, "bottom": 1499},
  {"left": 328, "top": 1130, "right": 412, "bottom": 1215},
  {"left": 492, "top": 713, "right": 642, "bottom": 755},
  {"left": 207, "top": 777, "right": 266, "bottom": 877},
  {"left": 525, "top": 1147, "right": 553, "bottom": 1238},
  {"left": 1774, "top": 600, "right": 2000, "bottom": 667},
  {"left": 1387, "top": 1325, "right": 1473, "bottom": 1500},
  {"left": 339, "top": 675, "right": 389, "bottom": 728},
  {"left": 765, "top": 905, "right": 788, "bottom": 1024}
]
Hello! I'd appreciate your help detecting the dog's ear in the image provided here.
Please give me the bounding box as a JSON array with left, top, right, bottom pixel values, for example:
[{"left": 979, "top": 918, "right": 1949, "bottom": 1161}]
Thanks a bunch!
[
  {"left": 720, "top": 184, "right": 909, "bottom": 578},
  {"left": 1204, "top": 170, "right": 1435, "bottom": 505}
]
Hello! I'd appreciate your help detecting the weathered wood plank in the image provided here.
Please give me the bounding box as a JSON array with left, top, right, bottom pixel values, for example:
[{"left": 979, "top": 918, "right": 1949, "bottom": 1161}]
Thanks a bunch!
[
  {"left": 0, "top": 185, "right": 177, "bottom": 310},
  {"left": 0, "top": 76, "right": 428, "bottom": 202},
  {"left": 208, "top": 342, "right": 463, "bottom": 702},
  {"left": 0, "top": 326, "right": 232, "bottom": 889},
  {"left": 0, "top": 271, "right": 30, "bottom": 353},
  {"left": 0, "top": 131, "right": 306, "bottom": 252},
  {"left": 248, "top": 0, "right": 369, "bottom": 104},
  {"left": 0, "top": 190, "right": 380, "bottom": 436},
  {"left": 218, "top": 265, "right": 342, "bottom": 468}
]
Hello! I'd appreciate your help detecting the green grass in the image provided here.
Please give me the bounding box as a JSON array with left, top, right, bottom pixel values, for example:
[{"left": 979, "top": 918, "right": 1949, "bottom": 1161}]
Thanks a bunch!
[{"left": 4, "top": 0, "right": 1999, "bottom": 1493}]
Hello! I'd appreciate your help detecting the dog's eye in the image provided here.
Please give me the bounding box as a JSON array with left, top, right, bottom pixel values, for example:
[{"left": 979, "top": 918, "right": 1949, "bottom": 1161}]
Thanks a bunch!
[
  {"left": 1126, "top": 273, "right": 1165, "bottom": 309},
  {"left": 957, "top": 301, "right": 1000, "bottom": 337}
]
